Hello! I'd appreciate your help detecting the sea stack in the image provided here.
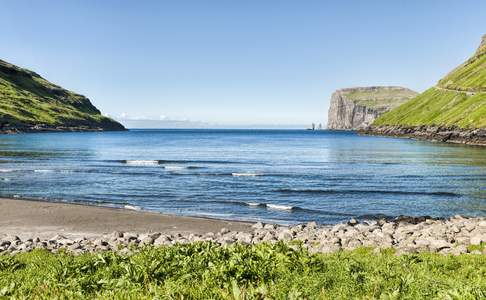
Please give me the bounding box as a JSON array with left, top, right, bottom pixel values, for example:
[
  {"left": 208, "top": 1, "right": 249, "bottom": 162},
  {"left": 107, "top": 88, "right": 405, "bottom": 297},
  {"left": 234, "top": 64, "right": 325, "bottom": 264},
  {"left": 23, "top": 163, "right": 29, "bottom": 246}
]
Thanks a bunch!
[{"left": 327, "top": 86, "right": 418, "bottom": 130}]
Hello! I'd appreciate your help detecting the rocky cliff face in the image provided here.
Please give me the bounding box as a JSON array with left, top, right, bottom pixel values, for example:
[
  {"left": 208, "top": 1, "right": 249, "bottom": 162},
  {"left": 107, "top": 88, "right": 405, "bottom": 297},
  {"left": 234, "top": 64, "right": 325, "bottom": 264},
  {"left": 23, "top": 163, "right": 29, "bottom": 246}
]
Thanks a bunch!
[
  {"left": 327, "top": 86, "right": 418, "bottom": 130},
  {"left": 0, "top": 59, "right": 125, "bottom": 133},
  {"left": 475, "top": 34, "right": 486, "bottom": 56}
]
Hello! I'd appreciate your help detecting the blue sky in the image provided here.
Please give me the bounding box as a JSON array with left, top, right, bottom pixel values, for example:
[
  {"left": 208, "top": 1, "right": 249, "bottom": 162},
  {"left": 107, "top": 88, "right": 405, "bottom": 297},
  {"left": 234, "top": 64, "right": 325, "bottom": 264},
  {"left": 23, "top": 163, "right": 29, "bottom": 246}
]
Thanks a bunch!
[{"left": 1, "top": 1, "right": 485, "bottom": 127}]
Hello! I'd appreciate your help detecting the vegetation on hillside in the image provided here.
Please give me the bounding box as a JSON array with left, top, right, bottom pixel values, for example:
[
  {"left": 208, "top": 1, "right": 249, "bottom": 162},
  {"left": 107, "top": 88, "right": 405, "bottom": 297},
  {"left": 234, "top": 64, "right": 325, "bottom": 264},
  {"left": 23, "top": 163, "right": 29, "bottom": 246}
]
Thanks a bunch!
[
  {"left": 438, "top": 53, "right": 486, "bottom": 93},
  {"left": 1, "top": 242, "right": 486, "bottom": 299},
  {"left": 374, "top": 36, "right": 486, "bottom": 129},
  {"left": 0, "top": 59, "right": 124, "bottom": 130},
  {"left": 341, "top": 87, "right": 417, "bottom": 109},
  {"left": 374, "top": 87, "right": 486, "bottom": 128}
]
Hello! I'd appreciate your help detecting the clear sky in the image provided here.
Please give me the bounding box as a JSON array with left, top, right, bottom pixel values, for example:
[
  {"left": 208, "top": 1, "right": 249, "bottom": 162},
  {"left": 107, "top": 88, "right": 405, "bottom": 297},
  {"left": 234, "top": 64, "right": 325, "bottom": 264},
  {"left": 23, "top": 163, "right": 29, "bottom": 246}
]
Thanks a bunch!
[{"left": 1, "top": 0, "right": 485, "bottom": 127}]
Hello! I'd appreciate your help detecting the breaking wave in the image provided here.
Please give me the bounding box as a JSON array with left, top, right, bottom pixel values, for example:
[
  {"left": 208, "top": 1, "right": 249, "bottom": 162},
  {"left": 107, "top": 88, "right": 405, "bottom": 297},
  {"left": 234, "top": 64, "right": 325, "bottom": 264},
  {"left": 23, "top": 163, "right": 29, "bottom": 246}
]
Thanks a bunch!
[
  {"left": 124, "top": 204, "right": 142, "bottom": 211},
  {"left": 124, "top": 160, "right": 160, "bottom": 166},
  {"left": 232, "top": 172, "right": 263, "bottom": 177},
  {"left": 266, "top": 204, "right": 294, "bottom": 211}
]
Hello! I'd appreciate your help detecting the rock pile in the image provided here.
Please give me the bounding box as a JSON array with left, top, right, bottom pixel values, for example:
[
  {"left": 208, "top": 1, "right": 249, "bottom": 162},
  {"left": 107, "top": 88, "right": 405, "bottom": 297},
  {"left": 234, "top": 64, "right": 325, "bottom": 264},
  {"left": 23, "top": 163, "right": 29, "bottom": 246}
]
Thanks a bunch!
[{"left": 2, "top": 215, "right": 486, "bottom": 255}]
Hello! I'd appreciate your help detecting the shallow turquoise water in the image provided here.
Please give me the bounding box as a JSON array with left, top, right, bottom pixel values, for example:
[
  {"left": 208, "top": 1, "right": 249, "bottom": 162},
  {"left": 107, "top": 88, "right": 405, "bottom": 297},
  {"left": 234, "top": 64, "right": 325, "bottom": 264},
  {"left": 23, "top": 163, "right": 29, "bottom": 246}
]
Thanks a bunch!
[{"left": 0, "top": 129, "right": 485, "bottom": 224}]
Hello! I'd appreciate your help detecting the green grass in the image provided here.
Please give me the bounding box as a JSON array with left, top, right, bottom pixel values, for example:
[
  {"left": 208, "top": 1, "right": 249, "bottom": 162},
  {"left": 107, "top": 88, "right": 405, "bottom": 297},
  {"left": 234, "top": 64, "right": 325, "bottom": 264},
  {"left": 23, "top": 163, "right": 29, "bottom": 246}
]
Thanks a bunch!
[
  {"left": 342, "top": 88, "right": 417, "bottom": 109},
  {"left": 438, "top": 54, "right": 486, "bottom": 93},
  {"left": 374, "top": 87, "right": 486, "bottom": 128},
  {"left": 0, "top": 59, "right": 123, "bottom": 130},
  {"left": 467, "top": 242, "right": 486, "bottom": 253},
  {"left": 373, "top": 39, "right": 486, "bottom": 129},
  {"left": 1, "top": 242, "right": 486, "bottom": 299}
]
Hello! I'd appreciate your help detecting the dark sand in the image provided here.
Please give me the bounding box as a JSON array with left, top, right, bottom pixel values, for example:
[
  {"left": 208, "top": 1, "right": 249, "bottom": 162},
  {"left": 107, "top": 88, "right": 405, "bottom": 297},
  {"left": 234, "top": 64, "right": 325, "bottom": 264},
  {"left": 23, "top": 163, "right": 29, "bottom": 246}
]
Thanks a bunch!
[{"left": 0, "top": 198, "right": 251, "bottom": 239}]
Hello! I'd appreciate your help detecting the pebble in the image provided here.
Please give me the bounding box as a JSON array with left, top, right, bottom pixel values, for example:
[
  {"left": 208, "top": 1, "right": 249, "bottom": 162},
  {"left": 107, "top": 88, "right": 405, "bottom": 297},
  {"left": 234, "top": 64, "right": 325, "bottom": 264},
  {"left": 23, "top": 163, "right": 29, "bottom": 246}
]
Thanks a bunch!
[{"left": 2, "top": 216, "right": 486, "bottom": 255}]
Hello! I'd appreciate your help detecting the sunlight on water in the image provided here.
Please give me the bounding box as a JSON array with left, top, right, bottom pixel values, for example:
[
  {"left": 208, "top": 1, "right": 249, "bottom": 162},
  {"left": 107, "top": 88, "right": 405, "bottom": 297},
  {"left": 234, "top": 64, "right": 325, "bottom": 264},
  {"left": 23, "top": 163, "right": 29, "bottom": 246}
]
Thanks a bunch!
[{"left": 0, "top": 129, "right": 485, "bottom": 224}]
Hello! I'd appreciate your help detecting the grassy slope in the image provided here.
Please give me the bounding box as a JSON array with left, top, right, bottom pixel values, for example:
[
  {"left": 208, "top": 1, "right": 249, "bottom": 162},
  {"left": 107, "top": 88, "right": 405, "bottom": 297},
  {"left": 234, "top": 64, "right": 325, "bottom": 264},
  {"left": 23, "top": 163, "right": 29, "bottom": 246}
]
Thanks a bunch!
[
  {"left": 342, "top": 88, "right": 417, "bottom": 109},
  {"left": 0, "top": 59, "right": 123, "bottom": 130},
  {"left": 374, "top": 87, "right": 486, "bottom": 128},
  {"left": 1, "top": 243, "right": 486, "bottom": 299},
  {"left": 374, "top": 38, "right": 486, "bottom": 129}
]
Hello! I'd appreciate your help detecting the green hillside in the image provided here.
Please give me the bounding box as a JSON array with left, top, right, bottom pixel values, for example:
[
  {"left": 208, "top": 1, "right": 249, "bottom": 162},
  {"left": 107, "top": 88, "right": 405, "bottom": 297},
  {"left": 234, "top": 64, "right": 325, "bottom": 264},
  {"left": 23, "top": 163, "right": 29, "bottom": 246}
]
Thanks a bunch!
[
  {"left": 0, "top": 59, "right": 124, "bottom": 132},
  {"left": 341, "top": 86, "right": 417, "bottom": 109},
  {"left": 374, "top": 35, "right": 486, "bottom": 129}
]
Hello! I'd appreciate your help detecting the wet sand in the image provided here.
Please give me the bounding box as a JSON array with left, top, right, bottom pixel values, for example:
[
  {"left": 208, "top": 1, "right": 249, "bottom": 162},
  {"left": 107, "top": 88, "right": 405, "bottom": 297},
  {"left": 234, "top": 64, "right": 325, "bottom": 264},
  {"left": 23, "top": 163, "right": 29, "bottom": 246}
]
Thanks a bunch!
[{"left": 0, "top": 198, "right": 252, "bottom": 239}]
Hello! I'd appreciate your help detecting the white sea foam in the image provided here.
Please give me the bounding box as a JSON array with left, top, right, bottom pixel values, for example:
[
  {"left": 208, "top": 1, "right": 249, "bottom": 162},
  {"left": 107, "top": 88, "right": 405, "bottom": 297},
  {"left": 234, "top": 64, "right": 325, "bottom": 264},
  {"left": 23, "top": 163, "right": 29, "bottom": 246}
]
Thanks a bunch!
[
  {"left": 124, "top": 205, "right": 142, "bottom": 211},
  {"left": 232, "top": 172, "right": 262, "bottom": 177},
  {"left": 164, "top": 165, "right": 187, "bottom": 171},
  {"left": 0, "top": 169, "right": 15, "bottom": 173},
  {"left": 266, "top": 204, "right": 294, "bottom": 211},
  {"left": 246, "top": 202, "right": 262, "bottom": 207},
  {"left": 34, "top": 169, "right": 54, "bottom": 173},
  {"left": 1, "top": 178, "right": 10, "bottom": 182},
  {"left": 125, "top": 160, "right": 159, "bottom": 166}
]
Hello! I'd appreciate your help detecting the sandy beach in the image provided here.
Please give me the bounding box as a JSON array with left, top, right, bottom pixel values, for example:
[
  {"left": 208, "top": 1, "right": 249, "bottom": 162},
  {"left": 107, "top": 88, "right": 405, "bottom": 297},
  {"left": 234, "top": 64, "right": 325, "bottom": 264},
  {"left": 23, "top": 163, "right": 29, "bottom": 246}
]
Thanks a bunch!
[{"left": 0, "top": 198, "right": 251, "bottom": 240}]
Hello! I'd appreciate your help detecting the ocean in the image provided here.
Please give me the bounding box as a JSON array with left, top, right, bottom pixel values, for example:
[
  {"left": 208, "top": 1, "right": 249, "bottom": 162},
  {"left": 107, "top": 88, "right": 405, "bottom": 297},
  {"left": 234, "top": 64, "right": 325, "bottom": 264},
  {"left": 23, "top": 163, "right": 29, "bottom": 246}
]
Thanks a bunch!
[{"left": 0, "top": 129, "right": 485, "bottom": 224}]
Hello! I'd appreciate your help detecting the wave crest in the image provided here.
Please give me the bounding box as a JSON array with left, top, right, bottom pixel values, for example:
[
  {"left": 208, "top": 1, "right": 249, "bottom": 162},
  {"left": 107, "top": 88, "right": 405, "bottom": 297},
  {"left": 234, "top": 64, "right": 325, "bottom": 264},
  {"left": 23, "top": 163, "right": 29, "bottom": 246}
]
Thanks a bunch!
[
  {"left": 124, "top": 160, "right": 160, "bottom": 166},
  {"left": 232, "top": 172, "right": 263, "bottom": 177}
]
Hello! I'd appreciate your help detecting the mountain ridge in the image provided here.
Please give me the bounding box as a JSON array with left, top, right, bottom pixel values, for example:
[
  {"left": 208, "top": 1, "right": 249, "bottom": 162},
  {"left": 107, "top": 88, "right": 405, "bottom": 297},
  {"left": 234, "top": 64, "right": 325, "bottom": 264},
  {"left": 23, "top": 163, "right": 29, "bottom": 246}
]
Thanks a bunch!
[
  {"left": 361, "top": 34, "right": 486, "bottom": 145},
  {"left": 0, "top": 59, "right": 125, "bottom": 133}
]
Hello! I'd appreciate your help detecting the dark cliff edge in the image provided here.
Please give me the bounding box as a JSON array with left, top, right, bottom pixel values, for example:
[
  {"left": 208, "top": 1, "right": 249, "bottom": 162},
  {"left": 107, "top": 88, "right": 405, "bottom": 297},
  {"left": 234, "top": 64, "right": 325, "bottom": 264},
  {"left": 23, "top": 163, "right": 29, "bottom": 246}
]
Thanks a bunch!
[
  {"left": 359, "top": 125, "right": 486, "bottom": 146},
  {"left": 363, "top": 35, "right": 486, "bottom": 146},
  {"left": 0, "top": 59, "right": 125, "bottom": 133}
]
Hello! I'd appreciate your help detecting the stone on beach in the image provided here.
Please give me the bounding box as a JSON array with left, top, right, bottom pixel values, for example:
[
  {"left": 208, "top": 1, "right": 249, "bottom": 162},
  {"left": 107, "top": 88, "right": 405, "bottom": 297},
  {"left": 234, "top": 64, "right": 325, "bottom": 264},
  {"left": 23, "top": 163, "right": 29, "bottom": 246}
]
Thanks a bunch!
[{"left": 3, "top": 215, "right": 486, "bottom": 256}]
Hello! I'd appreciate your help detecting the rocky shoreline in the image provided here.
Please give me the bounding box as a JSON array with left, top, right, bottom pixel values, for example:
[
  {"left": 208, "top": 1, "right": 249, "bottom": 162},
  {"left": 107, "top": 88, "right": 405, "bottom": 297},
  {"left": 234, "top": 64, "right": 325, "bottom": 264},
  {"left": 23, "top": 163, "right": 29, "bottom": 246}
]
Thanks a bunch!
[
  {"left": 2, "top": 215, "right": 486, "bottom": 256},
  {"left": 360, "top": 125, "right": 486, "bottom": 146},
  {"left": 0, "top": 123, "right": 126, "bottom": 134}
]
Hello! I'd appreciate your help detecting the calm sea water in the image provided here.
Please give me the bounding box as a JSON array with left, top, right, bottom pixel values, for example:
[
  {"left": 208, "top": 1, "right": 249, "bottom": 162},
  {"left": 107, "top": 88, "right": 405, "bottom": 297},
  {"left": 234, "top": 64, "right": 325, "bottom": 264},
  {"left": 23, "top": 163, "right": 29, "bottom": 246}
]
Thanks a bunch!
[{"left": 0, "top": 129, "right": 485, "bottom": 224}]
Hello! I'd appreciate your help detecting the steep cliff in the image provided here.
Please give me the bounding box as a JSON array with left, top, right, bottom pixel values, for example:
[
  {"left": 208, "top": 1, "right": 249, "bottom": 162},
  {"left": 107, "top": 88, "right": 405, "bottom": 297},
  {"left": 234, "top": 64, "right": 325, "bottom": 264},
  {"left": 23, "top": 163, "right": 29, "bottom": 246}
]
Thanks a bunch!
[
  {"left": 0, "top": 59, "right": 125, "bottom": 133},
  {"left": 364, "top": 34, "right": 486, "bottom": 145},
  {"left": 327, "top": 86, "right": 418, "bottom": 130}
]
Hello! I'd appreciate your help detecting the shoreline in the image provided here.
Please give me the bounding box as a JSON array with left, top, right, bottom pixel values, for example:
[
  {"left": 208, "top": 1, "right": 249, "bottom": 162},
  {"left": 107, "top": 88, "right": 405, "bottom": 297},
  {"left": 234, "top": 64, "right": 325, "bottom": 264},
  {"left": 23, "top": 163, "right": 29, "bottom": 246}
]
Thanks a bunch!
[
  {"left": 359, "top": 125, "right": 486, "bottom": 146},
  {"left": 2, "top": 197, "right": 486, "bottom": 256},
  {"left": 0, "top": 197, "right": 252, "bottom": 240}
]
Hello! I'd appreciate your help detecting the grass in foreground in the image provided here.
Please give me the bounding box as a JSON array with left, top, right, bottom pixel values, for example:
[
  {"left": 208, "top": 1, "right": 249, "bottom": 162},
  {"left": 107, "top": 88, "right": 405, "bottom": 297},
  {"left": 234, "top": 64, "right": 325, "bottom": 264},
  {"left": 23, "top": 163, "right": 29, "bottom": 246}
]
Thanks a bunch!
[{"left": 1, "top": 242, "right": 486, "bottom": 299}]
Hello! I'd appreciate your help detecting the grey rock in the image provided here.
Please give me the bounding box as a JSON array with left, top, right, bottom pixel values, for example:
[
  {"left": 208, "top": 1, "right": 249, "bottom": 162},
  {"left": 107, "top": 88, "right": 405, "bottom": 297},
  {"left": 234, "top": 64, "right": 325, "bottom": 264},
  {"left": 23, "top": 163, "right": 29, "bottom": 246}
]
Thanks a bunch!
[
  {"left": 470, "top": 235, "right": 485, "bottom": 245},
  {"left": 277, "top": 230, "right": 293, "bottom": 241},
  {"left": 428, "top": 239, "right": 451, "bottom": 252},
  {"left": 154, "top": 235, "right": 171, "bottom": 246},
  {"left": 111, "top": 231, "right": 124, "bottom": 239},
  {"left": 140, "top": 237, "right": 155, "bottom": 245},
  {"left": 327, "top": 86, "right": 417, "bottom": 130},
  {"left": 306, "top": 222, "right": 318, "bottom": 230},
  {"left": 450, "top": 245, "right": 468, "bottom": 256},
  {"left": 263, "top": 224, "right": 276, "bottom": 230},
  {"left": 251, "top": 222, "right": 264, "bottom": 229}
]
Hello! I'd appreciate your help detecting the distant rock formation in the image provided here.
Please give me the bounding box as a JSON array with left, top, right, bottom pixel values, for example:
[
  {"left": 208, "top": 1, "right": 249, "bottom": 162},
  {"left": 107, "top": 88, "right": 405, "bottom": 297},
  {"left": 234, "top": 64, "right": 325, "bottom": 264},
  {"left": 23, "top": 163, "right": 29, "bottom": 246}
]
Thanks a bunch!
[{"left": 327, "top": 86, "right": 418, "bottom": 130}]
